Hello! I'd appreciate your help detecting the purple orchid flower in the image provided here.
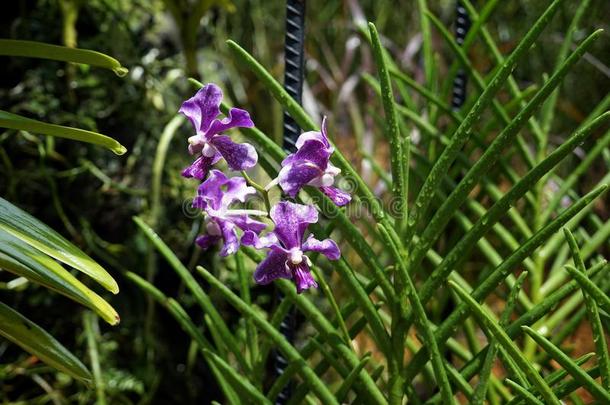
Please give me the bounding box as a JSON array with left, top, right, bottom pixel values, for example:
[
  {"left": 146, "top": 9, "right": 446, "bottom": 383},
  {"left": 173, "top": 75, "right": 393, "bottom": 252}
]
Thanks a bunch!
[
  {"left": 267, "top": 117, "right": 351, "bottom": 206},
  {"left": 243, "top": 201, "right": 340, "bottom": 293},
  {"left": 193, "top": 170, "right": 267, "bottom": 256},
  {"left": 180, "top": 83, "right": 257, "bottom": 180}
]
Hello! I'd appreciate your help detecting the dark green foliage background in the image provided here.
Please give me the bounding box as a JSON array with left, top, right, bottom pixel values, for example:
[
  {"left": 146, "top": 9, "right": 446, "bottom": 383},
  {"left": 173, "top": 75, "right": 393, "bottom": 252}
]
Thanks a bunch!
[{"left": 0, "top": 0, "right": 609, "bottom": 403}]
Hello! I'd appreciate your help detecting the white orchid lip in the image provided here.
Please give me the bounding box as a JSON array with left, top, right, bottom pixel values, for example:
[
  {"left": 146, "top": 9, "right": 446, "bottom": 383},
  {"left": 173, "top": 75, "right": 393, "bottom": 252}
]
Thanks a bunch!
[
  {"left": 289, "top": 248, "right": 304, "bottom": 265},
  {"left": 321, "top": 173, "right": 335, "bottom": 187},
  {"left": 201, "top": 143, "right": 217, "bottom": 157}
]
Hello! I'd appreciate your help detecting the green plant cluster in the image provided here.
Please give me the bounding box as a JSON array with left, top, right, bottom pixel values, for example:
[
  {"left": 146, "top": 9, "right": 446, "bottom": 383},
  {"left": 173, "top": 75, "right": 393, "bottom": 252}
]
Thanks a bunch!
[{"left": 0, "top": 0, "right": 609, "bottom": 404}]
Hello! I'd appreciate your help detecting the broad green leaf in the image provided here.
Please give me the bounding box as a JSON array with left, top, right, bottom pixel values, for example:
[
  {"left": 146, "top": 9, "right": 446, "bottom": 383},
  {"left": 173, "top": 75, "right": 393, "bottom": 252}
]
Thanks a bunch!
[
  {"left": 0, "top": 300, "right": 91, "bottom": 382},
  {"left": 0, "top": 110, "right": 126, "bottom": 155},
  {"left": 0, "top": 39, "right": 128, "bottom": 76},
  {"left": 449, "top": 281, "right": 560, "bottom": 405},
  {"left": 0, "top": 230, "right": 119, "bottom": 325},
  {"left": 0, "top": 198, "right": 119, "bottom": 294}
]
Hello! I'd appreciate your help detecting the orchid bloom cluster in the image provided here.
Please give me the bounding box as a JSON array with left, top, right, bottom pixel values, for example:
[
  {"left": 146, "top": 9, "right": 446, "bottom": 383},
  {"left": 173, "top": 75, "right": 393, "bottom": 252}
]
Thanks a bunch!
[{"left": 180, "top": 83, "right": 350, "bottom": 293}]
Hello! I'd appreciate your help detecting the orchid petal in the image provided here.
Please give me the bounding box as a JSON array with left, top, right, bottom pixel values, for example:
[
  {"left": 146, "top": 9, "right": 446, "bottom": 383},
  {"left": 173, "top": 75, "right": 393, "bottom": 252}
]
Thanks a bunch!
[
  {"left": 270, "top": 201, "right": 318, "bottom": 249},
  {"left": 253, "top": 248, "right": 291, "bottom": 285},
  {"left": 302, "top": 234, "right": 341, "bottom": 260},
  {"left": 211, "top": 135, "right": 258, "bottom": 171}
]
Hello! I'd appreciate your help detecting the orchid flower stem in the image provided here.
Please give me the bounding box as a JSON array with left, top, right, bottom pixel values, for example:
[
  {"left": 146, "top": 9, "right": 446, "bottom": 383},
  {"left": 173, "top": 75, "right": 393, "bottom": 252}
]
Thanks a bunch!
[{"left": 241, "top": 171, "right": 272, "bottom": 213}]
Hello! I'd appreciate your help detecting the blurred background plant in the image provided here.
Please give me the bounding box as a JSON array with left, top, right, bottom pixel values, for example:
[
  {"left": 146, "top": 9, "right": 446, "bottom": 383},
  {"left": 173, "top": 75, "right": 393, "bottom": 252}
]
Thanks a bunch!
[{"left": 0, "top": 0, "right": 609, "bottom": 403}]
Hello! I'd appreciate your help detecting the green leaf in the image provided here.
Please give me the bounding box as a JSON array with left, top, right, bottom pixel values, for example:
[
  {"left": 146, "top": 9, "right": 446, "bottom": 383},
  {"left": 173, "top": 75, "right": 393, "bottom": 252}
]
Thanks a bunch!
[
  {"left": 0, "top": 197, "right": 119, "bottom": 294},
  {"left": 0, "top": 39, "right": 128, "bottom": 76},
  {"left": 0, "top": 110, "right": 126, "bottom": 155},
  {"left": 472, "top": 272, "right": 528, "bottom": 404},
  {"left": 407, "top": 28, "right": 602, "bottom": 277},
  {"left": 132, "top": 216, "right": 249, "bottom": 373},
  {"left": 124, "top": 271, "right": 240, "bottom": 404},
  {"left": 564, "top": 265, "right": 610, "bottom": 318},
  {"left": 449, "top": 281, "right": 561, "bottom": 405},
  {"left": 413, "top": 112, "right": 610, "bottom": 317},
  {"left": 0, "top": 300, "right": 91, "bottom": 382},
  {"left": 405, "top": 0, "right": 565, "bottom": 242},
  {"left": 404, "top": 184, "right": 607, "bottom": 385},
  {"left": 504, "top": 379, "right": 545, "bottom": 405},
  {"left": 226, "top": 39, "right": 390, "bottom": 224},
  {"left": 335, "top": 353, "right": 371, "bottom": 403},
  {"left": 522, "top": 326, "right": 610, "bottom": 402},
  {"left": 564, "top": 229, "right": 610, "bottom": 389},
  {"left": 203, "top": 350, "right": 271, "bottom": 405},
  {"left": 0, "top": 230, "right": 119, "bottom": 325},
  {"left": 368, "top": 23, "right": 407, "bottom": 230},
  {"left": 196, "top": 266, "right": 340, "bottom": 405},
  {"left": 377, "top": 223, "right": 454, "bottom": 404}
]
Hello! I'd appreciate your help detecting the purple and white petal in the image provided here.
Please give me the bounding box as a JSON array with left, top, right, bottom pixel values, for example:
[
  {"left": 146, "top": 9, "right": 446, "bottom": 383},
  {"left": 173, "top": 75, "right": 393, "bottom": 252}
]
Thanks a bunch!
[
  {"left": 291, "top": 262, "right": 318, "bottom": 294},
  {"left": 277, "top": 162, "right": 323, "bottom": 198},
  {"left": 181, "top": 153, "right": 221, "bottom": 180},
  {"left": 179, "top": 84, "right": 223, "bottom": 135},
  {"left": 195, "top": 234, "right": 221, "bottom": 251},
  {"left": 253, "top": 248, "right": 291, "bottom": 285},
  {"left": 211, "top": 135, "right": 258, "bottom": 171},
  {"left": 196, "top": 170, "right": 228, "bottom": 210},
  {"left": 320, "top": 186, "right": 352, "bottom": 207},
  {"left": 270, "top": 201, "right": 318, "bottom": 249},
  {"left": 217, "top": 219, "right": 239, "bottom": 256},
  {"left": 294, "top": 117, "right": 332, "bottom": 150},
  {"left": 241, "top": 230, "right": 279, "bottom": 249},
  {"left": 282, "top": 139, "right": 332, "bottom": 169},
  {"left": 223, "top": 176, "right": 257, "bottom": 206},
  {"left": 231, "top": 215, "right": 268, "bottom": 234},
  {"left": 302, "top": 234, "right": 341, "bottom": 260},
  {"left": 207, "top": 107, "right": 254, "bottom": 136}
]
